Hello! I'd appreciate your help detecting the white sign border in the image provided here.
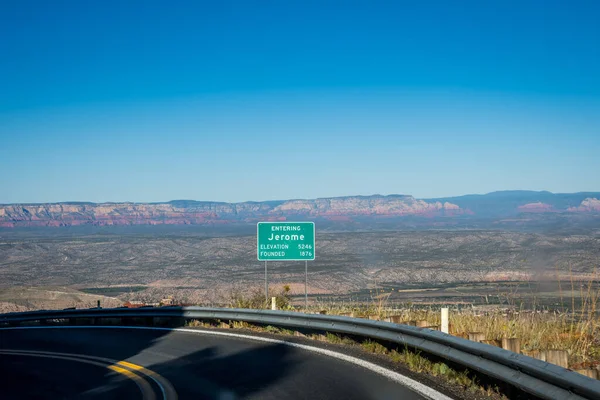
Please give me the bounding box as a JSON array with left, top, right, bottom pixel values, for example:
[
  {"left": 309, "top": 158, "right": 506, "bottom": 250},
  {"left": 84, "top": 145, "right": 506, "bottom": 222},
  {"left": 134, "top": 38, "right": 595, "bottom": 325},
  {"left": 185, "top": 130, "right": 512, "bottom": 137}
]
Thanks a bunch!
[{"left": 256, "top": 221, "right": 316, "bottom": 261}]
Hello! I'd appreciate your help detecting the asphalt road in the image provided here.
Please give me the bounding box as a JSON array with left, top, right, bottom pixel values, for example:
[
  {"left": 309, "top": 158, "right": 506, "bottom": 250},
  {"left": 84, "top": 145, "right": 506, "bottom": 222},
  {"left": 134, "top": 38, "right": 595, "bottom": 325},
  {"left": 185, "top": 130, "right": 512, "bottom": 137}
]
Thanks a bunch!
[{"left": 0, "top": 327, "right": 437, "bottom": 400}]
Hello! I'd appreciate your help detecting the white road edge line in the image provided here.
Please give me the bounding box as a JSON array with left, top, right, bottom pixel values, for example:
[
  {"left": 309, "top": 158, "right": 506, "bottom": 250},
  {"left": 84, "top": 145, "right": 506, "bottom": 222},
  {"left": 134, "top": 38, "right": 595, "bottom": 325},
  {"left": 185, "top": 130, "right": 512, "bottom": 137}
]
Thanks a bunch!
[{"left": 0, "top": 326, "right": 453, "bottom": 400}]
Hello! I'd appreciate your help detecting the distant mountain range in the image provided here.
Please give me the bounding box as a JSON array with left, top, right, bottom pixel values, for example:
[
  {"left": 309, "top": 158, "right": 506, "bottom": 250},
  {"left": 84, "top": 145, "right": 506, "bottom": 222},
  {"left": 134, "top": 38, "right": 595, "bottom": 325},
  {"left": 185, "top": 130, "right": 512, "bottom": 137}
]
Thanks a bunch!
[
  {"left": 428, "top": 191, "right": 600, "bottom": 217},
  {"left": 0, "top": 191, "right": 599, "bottom": 229}
]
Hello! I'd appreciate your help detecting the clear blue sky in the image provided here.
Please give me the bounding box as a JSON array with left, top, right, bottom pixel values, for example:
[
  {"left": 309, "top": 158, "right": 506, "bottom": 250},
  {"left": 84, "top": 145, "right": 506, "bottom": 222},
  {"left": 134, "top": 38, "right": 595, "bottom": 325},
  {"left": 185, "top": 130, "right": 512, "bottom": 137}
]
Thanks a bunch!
[{"left": 1, "top": 1, "right": 599, "bottom": 203}]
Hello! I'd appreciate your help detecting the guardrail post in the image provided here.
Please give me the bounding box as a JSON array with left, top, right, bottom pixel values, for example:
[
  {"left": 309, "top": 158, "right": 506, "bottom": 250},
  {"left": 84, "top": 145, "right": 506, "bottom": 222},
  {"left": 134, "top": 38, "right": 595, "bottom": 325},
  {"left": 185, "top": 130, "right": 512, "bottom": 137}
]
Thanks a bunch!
[
  {"left": 501, "top": 337, "right": 521, "bottom": 354},
  {"left": 575, "top": 369, "right": 598, "bottom": 379},
  {"left": 441, "top": 308, "right": 449, "bottom": 333},
  {"left": 468, "top": 332, "right": 486, "bottom": 342},
  {"left": 545, "top": 350, "right": 568, "bottom": 368},
  {"left": 385, "top": 315, "right": 402, "bottom": 323}
]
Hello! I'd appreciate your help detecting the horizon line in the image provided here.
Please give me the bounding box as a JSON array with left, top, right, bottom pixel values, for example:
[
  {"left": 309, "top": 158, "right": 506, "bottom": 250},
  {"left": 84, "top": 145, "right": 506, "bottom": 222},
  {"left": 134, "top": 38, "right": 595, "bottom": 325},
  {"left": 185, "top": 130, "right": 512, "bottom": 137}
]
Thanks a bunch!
[{"left": 2, "top": 189, "right": 600, "bottom": 206}]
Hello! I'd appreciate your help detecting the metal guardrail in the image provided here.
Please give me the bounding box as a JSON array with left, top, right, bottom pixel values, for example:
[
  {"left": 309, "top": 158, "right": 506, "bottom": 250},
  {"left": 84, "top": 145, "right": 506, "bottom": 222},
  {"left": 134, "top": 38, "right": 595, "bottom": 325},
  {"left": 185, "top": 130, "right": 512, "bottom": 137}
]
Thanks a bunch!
[{"left": 1, "top": 306, "right": 599, "bottom": 400}]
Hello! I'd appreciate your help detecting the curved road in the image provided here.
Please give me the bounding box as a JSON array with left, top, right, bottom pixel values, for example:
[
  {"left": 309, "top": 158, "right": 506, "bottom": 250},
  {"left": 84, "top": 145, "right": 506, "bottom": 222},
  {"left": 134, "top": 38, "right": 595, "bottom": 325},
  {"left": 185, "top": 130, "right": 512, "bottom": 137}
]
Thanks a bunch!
[{"left": 0, "top": 326, "right": 447, "bottom": 400}]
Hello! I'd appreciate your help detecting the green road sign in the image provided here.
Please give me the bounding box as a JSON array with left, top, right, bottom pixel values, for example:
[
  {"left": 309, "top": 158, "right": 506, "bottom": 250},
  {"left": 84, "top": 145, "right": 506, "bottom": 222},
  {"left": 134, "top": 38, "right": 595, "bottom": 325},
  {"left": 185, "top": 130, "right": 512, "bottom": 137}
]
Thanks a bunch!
[{"left": 257, "top": 222, "right": 315, "bottom": 261}]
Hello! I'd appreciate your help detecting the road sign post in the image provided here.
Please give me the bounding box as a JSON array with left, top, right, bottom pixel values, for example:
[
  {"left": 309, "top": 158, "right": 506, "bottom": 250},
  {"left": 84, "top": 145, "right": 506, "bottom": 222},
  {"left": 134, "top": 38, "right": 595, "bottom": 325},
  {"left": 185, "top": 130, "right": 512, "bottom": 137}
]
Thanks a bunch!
[
  {"left": 257, "top": 222, "right": 315, "bottom": 309},
  {"left": 305, "top": 260, "right": 308, "bottom": 310}
]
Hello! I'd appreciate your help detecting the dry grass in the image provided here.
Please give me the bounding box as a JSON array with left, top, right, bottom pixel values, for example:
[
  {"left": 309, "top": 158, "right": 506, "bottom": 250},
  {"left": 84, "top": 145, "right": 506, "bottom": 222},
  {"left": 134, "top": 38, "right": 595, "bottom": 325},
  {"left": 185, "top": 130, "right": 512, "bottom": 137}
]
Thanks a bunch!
[
  {"left": 447, "top": 310, "right": 600, "bottom": 366},
  {"left": 224, "top": 283, "right": 600, "bottom": 367},
  {"left": 311, "top": 306, "right": 600, "bottom": 368},
  {"left": 387, "top": 347, "right": 487, "bottom": 394},
  {"left": 314, "top": 271, "right": 600, "bottom": 368},
  {"left": 227, "top": 285, "right": 293, "bottom": 310},
  {"left": 188, "top": 267, "right": 600, "bottom": 371}
]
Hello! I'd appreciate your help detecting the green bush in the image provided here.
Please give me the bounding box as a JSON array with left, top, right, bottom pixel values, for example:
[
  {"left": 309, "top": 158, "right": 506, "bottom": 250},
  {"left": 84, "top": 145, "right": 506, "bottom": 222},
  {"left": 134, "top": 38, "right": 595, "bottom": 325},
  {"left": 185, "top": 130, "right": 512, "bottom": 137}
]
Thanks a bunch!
[{"left": 228, "top": 285, "right": 293, "bottom": 310}]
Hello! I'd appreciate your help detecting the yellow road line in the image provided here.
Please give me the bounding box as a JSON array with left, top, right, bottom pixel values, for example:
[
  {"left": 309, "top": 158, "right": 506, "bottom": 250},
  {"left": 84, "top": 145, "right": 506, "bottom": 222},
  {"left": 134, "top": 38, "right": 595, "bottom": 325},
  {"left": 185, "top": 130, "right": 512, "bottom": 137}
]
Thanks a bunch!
[
  {"left": 0, "top": 350, "right": 156, "bottom": 400},
  {"left": 108, "top": 364, "right": 156, "bottom": 400},
  {"left": 0, "top": 349, "right": 176, "bottom": 400},
  {"left": 118, "top": 361, "right": 178, "bottom": 400}
]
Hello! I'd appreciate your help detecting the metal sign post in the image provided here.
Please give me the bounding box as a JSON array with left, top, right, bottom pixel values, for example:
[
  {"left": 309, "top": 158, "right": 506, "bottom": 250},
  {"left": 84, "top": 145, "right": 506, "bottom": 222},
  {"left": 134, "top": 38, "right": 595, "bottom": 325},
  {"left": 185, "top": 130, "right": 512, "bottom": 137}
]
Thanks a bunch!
[
  {"left": 305, "top": 260, "right": 308, "bottom": 310},
  {"left": 257, "top": 222, "right": 315, "bottom": 309}
]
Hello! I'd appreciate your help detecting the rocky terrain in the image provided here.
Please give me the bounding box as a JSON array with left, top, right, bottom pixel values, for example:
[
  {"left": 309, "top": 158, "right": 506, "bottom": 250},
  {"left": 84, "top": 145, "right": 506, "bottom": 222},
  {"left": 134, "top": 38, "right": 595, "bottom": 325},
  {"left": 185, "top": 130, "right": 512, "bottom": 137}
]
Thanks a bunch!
[
  {"left": 0, "top": 195, "right": 466, "bottom": 228},
  {"left": 1, "top": 191, "right": 598, "bottom": 309},
  {"left": 1, "top": 191, "right": 600, "bottom": 229},
  {"left": 1, "top": 230, "right": 598, "bottom": 308}
]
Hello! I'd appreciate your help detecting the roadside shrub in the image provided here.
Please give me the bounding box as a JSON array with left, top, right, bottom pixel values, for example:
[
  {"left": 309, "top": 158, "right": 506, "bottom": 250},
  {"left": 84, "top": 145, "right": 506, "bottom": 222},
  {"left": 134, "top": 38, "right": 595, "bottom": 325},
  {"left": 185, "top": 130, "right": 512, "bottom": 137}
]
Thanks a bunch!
[{"left": 228, "top": 285, "right": 293, "bottom": 310}]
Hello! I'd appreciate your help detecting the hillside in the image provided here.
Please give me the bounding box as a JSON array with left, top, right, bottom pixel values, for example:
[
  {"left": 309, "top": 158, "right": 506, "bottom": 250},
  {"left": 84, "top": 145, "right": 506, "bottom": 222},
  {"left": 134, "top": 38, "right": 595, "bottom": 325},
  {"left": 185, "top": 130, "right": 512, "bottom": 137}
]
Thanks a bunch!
[
  {"left": 0, "top": 287, "right": 121, "bottom": 312},
  {"left": 1, "top": 231, "right": 599, "bottom": 304},
  {"left": 0, "top": 191, "right": 598, "bottom": 229},
  {"left": 0, "top": 195, "right": 464, "bottom": 228}
]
